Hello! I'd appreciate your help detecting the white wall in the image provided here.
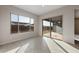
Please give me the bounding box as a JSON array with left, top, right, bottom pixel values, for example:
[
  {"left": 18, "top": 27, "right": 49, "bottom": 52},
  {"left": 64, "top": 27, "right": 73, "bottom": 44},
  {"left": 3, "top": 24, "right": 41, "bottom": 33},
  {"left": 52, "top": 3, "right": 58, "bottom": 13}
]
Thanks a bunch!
[
  {"left": 39, "top": 6, "right": 75, "bottom": 44},
  {"left": 0, "top": 5, "right": 39, "bottom": 45}
]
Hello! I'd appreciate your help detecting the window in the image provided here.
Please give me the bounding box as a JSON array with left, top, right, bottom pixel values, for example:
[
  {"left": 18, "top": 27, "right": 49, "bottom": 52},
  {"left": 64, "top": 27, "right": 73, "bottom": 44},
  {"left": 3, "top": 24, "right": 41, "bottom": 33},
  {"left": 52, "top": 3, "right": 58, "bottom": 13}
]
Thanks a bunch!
[
  {"left": 19, "top": 16, "right": 30, "bottom": 32},
  {"left": 11, "top": 14, "right": 18, "bottom": 33},
  {"left": 30, "top": 18, "right": 34, "bottom": 31},
  {"left": 11, "top": 13, "right": 34, "bottom": 33}
]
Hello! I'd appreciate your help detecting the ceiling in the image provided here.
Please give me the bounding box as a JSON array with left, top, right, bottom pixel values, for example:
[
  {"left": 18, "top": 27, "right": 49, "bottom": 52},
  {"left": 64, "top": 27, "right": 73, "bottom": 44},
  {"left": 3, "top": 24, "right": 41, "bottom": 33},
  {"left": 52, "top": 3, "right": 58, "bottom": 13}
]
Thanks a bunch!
[{"left": 14, "top": 5, "right": 65, "bottom": 16}]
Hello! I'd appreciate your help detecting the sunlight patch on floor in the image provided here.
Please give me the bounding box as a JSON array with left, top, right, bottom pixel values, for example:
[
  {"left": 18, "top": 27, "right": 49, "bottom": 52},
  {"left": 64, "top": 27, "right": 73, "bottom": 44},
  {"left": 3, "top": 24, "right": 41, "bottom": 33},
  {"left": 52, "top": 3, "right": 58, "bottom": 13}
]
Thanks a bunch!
[
  {"left": 55, "top": 40, "right": 79, "bottom": 53},
  {"left": 17, "top": 43, "right": 30, "bottom": 53},
  {"left": 43, "top": 37, "right": 65, "bottom": 53},
  {"left": 44, "top": 32, "right": 63, "bottom": 40}
]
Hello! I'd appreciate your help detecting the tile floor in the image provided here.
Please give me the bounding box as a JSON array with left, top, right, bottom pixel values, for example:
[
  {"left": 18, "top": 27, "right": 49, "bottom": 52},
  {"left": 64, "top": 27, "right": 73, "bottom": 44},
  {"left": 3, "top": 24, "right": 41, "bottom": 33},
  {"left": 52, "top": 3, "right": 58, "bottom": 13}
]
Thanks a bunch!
[
  {"left": 0, "top": 36, "right": 79, "bottom": 53},
  {"left": 0, "top": 37, "right": 50, "bottom": 53}
]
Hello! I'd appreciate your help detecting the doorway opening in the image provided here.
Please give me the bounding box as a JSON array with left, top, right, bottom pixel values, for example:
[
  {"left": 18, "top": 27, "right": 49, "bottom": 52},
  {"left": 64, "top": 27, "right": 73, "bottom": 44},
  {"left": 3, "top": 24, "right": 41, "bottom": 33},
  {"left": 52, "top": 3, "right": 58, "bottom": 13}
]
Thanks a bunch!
[{"left": 42, "top": 16, "right": 63, "bottom": 40}]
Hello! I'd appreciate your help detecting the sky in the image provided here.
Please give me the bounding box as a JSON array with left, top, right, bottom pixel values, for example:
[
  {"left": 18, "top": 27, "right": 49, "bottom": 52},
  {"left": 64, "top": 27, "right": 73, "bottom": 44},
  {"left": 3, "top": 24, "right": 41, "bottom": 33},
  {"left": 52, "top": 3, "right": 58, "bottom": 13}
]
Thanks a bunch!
[
  {"left": 43, "top": 21, "right": 53, "bottom": 26},
  {"left": 11, "top": 14, "right": 34, "bottom": 24}
]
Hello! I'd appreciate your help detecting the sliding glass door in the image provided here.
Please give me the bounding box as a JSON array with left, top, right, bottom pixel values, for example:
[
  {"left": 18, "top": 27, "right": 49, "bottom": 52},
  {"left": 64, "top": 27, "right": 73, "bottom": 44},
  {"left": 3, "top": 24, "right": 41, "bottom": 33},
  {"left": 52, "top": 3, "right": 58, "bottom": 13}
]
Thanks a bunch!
[
  {"left": 42, "top": 19, "right": 51, "bottom": 38},
  {"left": 42, "top": 16, "right": 63, "bottom": 40},
  {"left": 51, "top": 16, "right": 63, "bottom": 40}
]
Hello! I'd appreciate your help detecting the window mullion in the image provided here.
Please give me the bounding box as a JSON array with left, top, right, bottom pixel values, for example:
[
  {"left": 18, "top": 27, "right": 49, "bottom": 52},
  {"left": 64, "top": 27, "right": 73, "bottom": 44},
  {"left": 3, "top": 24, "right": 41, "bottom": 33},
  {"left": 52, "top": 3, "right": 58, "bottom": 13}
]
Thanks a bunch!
[
  {"left": 18, "top": 15, "right": 19, "bottom": 33},
  {"left": 29, "top": 18, "right": 31, "bottom": 31}
]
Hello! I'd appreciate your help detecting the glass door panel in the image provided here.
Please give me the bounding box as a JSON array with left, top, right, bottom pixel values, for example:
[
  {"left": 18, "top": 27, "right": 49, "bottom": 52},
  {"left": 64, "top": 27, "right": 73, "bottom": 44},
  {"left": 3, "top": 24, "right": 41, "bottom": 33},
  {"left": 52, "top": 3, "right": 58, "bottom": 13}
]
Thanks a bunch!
[
  {"left": 42, "top": 16, "right": 63, "bottom": 40},
  {"left": 51, "top": 16, "right": 63, "bottom": 40},
  {"left": 42, "top": 19, "right": 50, "bottom": 38}
]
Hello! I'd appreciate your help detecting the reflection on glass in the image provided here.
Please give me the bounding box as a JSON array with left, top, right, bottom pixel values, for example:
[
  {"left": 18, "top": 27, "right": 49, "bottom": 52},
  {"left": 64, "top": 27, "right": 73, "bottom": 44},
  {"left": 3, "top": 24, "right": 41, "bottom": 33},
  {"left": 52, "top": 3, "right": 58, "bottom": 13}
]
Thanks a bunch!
[{"left": 51, "top": 16, "right": 63, "bottom": 40}]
